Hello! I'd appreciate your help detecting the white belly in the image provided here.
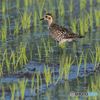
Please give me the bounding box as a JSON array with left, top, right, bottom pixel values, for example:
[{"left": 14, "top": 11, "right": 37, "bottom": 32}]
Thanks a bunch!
[{"left": 59, "top": 39, "right": 73, "bottom": 44}]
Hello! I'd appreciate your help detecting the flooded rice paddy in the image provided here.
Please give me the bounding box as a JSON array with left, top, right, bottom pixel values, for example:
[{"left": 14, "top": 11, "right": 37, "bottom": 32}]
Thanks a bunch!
[{"left": 0, "top": 0, "right": 100, "bottom": 100}]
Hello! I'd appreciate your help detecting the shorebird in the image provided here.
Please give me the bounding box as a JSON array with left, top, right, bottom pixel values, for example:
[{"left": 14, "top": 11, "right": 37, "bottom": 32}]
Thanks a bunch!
[{"left": 40, "top": 13, "right": 84, "bottom": 54}]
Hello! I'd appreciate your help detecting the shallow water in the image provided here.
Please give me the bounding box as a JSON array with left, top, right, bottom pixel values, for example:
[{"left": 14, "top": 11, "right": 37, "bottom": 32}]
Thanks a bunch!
[{"left": 0, "top": 0, "right": 100, "bottom": 99}]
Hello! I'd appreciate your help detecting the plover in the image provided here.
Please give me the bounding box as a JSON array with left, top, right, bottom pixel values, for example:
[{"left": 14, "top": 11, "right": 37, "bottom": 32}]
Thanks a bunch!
[{"left": 40, "top": 13, "right": 84, "bottom": 54}]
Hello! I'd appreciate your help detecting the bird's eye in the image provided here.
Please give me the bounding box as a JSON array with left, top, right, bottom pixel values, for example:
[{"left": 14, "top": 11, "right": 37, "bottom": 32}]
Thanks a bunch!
[
  {"left": 49, "top": 17, "right": 51, "bottom": 19},
  {"left": 45, "top": 16, "right": 47, "bottom": 18}
]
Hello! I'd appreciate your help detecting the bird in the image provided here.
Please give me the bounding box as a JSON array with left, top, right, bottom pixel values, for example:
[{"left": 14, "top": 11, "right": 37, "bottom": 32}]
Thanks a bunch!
[{"left": 40, "top": 13, "right": 84, "bottom": 54}]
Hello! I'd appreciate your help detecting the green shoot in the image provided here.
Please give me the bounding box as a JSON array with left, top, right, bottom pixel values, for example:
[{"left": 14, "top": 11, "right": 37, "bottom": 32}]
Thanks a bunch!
[
  {"left": 84, "top": 15, "right": 89, "bottom": 32},
  {"left": 9, "top": 83, "right": 16, "bottom": 100},
  {"left": 37, "top": 71, "right": 40, "bottom": 93},
  {"left": 69, "top": 0, "right": 73, "bottom": 12},
  {"left": 16, "top": 0, "right": 19, "bottom": 9},
  {"left": 90, "top": 0, "right": 92, "bottom": 5},
  {"left": 1, "top": 84, "right": 5, "bottom": 100},
  {"left": 20, "top": 11, "right": 32, "bottom": 31},
  {"left": 84, "top": 54, "right": 87, "bottom": 74},
  {"left": 31, "top": 75, "right": 35, "bottom": 95},
  {"left": 79, "top": 18, "right": 84, "bottom": 35},
  {"left": 89, "top": 8, "right": 93, "bottom": 30},
  {"left": 24, "top": 0, "right": 28, "bottom": 8},
  {"left": 37, "top": 44, "right": 41, "bottom": 60},
  {"left": 64, "top": 55, "right": 75, "bottom": 80},
  {"left": 77, "top": 52, "right": 83, "bottom": 78},
  {"left": 71, "top": 17, "right": 77, "bottom": 33},
  {"left": 97, "top": 0, "right": 100, "bottom": 3},
  {"left": 94, "top": 9, "right": 100, "bottom": 27},
  {"left": 80, "top": 0, "right": 86, "bottom": 9},
  {"left": 18, "top": 78, "right": 28, "bottom": 100},
  {"left": 44, "top": 65, "right": 52, "bottom": 88},
  {"left": 42, "top": 36, "right": 48, "bottom": 57}
]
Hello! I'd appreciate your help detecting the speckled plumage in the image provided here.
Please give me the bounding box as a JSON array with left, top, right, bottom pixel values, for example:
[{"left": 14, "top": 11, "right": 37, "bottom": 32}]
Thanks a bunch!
[{"left": 40, "top": 13, "right": 84, "bottom": 45}]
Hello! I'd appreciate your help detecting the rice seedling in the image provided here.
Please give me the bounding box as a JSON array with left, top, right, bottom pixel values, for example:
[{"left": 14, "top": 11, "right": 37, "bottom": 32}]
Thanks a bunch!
[
  {"left": 79, "top": 18, "right": 84, "bottom": 35},
  {"left": 68, "top": 95, "right": 70, "bottom": 100},
  {"left": 94, "top": 9, "right": 100, "bottom": 27},
  {"left": 40, "top": 74, "right": 42, "bottom": 91},
  {"left": 90, "top": 0, "right": 92, "bottom": 5},
  {"left": 80, "top": 0, "right": 86, "bottom": 10},
  {"left": 31, "top": 75, "right": 35, "bottom": 95},
  {"left": 2, "top": 1, "right": 5, "bottom": 17},
  {"left": 71, "top": 17, "right": 77, "bottom": 33},
  {"left": 69, "top": 0, "right": 73, "bottom": 12},
  {"left": 38, "top": 0, "right": 45, "bottom": 21},
  {"left": 44, "top": 65, "right": 52, "bottom": 88},
  {"left": 47, "top": 0, "right": 56, "bottom": 18},
  {"left": 0, "top": 63, "right": 3, "bottom": 77},
  {"left": 77, "top": 52, "right": 83, "bottom": 78},
  {"left": 37, "top": 44, "right": 41, "bottom": 61},
  {"left": 33, "top": 10, "right": 37, "bottom": 27},
  {"left": 5, "top": 49, "right": 14, "bottom": 74},
  {"left": 8, "top": 16, "right": 11, "bottom": 34},
  {"left": 30, "top": 49, "right": 33, "bottom": 61},
  {"left": 15, "top": 84, "right": 19, "bottom": 100},
  {"left": 0, "top": 50, "right": 6, "bottom": 77},
  {"left": 56, "top": 0, "right": 64, "bottom": 26},
  {"left": 86, "top": 71, "right": 99, "bottom": 98},
  {"left": 1, "top": 19, "right": 7, "bottom": 41},
  {"left": 12, "top": 47, "right": 22, "bottom": 72},
  {"left": 36, "top": 71, "right": 40, "bottom": 93},
  {"left": 11, "top": 49, "right": 20, "bottom": 72},
  {"left": 45, "top": 91, "right": 50, "bottom": 100},
  {"left": 16, "top": 0, "right": 19, "bottom": 9},
  {"left": 24, "top": 0, "right": 28, "bottom": 8},
  {"left": 61, "top": 42, "right": 66, "bottom": 49},
  {"left": 58, "top": 58, "right": 65, "bottom": 81},
  {"left": 90, "top": 78, "right": 98, "bottom": 99},
  {"left": 89, "top": 8, "right": 93, "bottom": 30},
  {"left": 2, "top": 49, "right": 6, "bottom": 64},
  {"left": 89, "top": 49, "right": 94, "bottom": 67},
  {"left": 19, "top": 43, "right": 28, "bottom": 67},
  {"left": 10, "top": 50, "right": 15, "bottom": 68},
  {"left": 64, "top": 55, "right": 75, "bottom": 80},
  {"left": 58, "top": 0, "right": 65, "bottom": 16},
  {"left": 55, "top": 56, "right": 74, "bottom": 85},
  {"left": 29, "top": 0, "right": 32, "bottom": 6},
  {"left": 48, "top": 42, "right": 53, "bottom": 53},
  {"left": 48, "top": 0, "right": 54, "bottom": 12},
  {"left": 18, "top": 78, "right": 28, "bottom": 100},
  {"left": 75, "top": 96, "right": 79, "bottom": 100},
  {"left": 97, "top": 0, "right": 100, "bottom": 3},
  {"left": 89, "top": 42, "right": 100, "bottom": 70},
  {"left": 1, "top": 84, "right": 5, "bottom": 100},
  {"left": 9, "top": 83, "right": 16, "bottom": 100},
  {"left": 95, "top": 42, "right": 100, "bottom": 69},
  {"left": 20, "top": 11, "right": 32, "bottom": 31},
  {"left": 53, "top": 67, "right": 55, "bottom": 84},
  {"left": 84, "top": 15, "right": 89, "bottom": 32},
  {"left": 42, "top": 36, "right": 48, "bottom": 57},
  {"left": 84, "top": 54, "right": 87, "bottom": 74},
  {"left": 14, "top": 20, "right": 21, "bottom": 35},
  {"left": 47, "top": 37, "right": 54, "bottom": 53}
]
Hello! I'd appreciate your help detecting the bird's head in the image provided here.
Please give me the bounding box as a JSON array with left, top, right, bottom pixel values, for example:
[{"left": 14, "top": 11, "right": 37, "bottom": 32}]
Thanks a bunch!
[{"left": 40, "top": 13, "right": 54, "bottom": 26}]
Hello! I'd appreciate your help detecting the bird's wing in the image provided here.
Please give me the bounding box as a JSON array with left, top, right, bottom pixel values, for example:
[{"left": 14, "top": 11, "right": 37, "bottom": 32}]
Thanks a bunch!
[{"left": 51, "top": 24, "right": 80, "bottom": 39}]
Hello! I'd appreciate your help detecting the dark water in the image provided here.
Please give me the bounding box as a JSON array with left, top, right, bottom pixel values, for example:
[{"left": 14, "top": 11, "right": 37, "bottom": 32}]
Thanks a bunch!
[{"left": 0, "top": 0, "right": 100, "bottom": 99}]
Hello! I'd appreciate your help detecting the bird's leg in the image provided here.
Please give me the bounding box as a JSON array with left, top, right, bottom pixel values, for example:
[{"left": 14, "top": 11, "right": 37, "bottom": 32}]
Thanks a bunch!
[
  {"left": 73, "top": 40, "right": 79, "bottom": 56},
  {"left": 60, "top": 44, "right": 63, "bottom": 55}
]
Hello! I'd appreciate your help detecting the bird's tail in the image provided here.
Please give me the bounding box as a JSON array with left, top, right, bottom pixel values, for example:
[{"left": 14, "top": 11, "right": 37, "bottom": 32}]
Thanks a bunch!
[{"left": 80, "top": 36, "right": 85, "bottom": 38}]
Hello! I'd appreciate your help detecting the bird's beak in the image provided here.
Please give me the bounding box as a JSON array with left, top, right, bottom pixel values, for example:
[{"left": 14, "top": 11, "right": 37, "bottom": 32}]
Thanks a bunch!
[{"left": 40, "top": 18, "right": 44, "bottom": 20}]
